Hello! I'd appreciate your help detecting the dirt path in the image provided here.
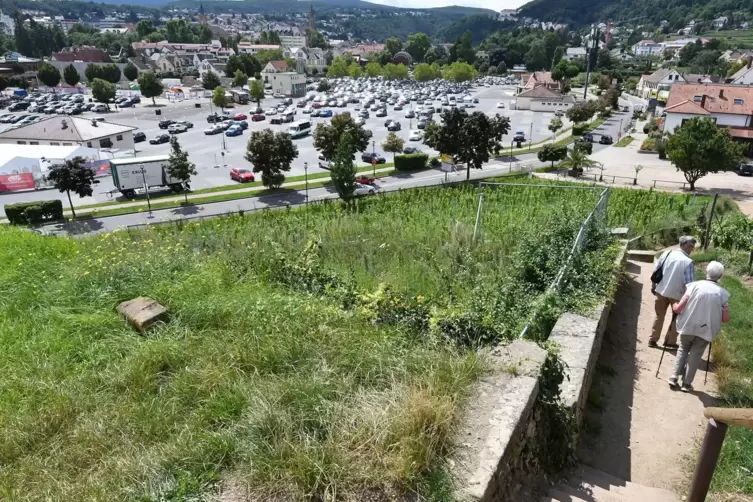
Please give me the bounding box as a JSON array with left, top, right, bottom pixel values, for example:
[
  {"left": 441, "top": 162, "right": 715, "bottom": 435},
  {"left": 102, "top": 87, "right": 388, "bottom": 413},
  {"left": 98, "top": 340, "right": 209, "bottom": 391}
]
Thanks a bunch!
[{"left": 577, "top": 258, "right": 719, "bottom": 494}]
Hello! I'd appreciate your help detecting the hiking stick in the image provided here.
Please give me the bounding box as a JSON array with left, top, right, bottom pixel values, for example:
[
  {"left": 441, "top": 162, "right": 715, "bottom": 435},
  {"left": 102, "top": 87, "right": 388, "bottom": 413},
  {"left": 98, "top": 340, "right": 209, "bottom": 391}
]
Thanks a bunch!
[
  {"left": 704, "top": 342, "right": 712, "bottom": 385},
  {"left": 656, "top": 343, "right": 668, "bottom": 378}
]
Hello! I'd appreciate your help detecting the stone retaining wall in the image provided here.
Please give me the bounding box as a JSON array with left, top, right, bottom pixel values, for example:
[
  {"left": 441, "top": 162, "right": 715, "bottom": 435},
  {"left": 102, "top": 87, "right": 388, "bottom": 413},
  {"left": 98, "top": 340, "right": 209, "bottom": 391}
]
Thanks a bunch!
[{"left": 452, "top": 244, "right": 628, "bottom": 500}]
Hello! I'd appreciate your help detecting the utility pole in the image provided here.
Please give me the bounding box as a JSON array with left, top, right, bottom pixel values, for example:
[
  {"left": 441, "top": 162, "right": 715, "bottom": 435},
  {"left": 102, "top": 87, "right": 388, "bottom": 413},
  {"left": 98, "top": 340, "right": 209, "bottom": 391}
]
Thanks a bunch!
[{"left": 583, "top": 25, "right": 600, "bottom": 100}]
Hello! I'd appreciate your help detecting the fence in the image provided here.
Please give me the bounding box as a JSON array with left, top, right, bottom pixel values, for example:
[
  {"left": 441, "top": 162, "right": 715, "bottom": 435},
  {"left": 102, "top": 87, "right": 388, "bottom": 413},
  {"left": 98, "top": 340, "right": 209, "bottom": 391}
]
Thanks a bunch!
[{"left": 471, "top": 183, "right": 611, "bottom": 340}]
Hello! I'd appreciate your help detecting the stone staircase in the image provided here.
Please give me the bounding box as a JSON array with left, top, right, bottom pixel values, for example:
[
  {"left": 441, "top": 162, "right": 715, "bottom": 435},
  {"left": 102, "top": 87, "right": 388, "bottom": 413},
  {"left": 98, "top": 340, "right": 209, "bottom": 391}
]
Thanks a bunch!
[{"left": 542, "top": 465, "right": 682, "bottom": 502}]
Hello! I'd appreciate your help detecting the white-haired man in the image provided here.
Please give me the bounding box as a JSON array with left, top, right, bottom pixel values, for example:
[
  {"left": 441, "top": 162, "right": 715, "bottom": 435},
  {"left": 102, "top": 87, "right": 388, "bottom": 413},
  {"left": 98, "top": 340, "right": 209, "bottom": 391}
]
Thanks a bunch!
[
  {"left": 650, "top": 236, "right": 696, "bottom": 349},
  {"left": 668, "top": 261, "right": 730, "bottom": 392}
]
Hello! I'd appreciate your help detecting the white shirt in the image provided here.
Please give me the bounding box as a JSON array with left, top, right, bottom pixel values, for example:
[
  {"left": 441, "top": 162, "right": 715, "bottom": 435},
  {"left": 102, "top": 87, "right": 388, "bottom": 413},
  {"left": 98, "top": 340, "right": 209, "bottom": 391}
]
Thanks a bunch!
[
  {"left": 654, "top": 250, "right": 694, "bottom": 301},
  {"left": 675, "top": 280, "right": 730, "bottom": 342}
]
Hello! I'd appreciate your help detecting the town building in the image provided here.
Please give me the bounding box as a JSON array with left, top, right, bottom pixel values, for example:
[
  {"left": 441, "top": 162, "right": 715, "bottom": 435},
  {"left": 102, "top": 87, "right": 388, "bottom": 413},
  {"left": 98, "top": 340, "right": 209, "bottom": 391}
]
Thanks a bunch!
[
  {"left": 261, "top": 60, "right": 305, "bottom": 97},
  {"left": 631, "top": 40, "right": 663, "bottom": 57},
  {"left": 636, "top": 68, "right": 719, "bottom": 100},
  {"left": 564, "top": 47, "right": 587, "bottom": 61},
  {"left": 237, "top": 42, "right": 280, "bottom": 55},
  {"left": 0, "top": 117, "right": 137, "bottom": 155},
  {"left": 284, "top": 46, "right": 327, "bottom": 74},
  {"left": 726, "top": 59, "right": 753, "bottom": 85},
  {"left": 517, "top": 72, "right": 561, "bottom": 95},
  {"left": 0, "top": 54, "right": 41, "bottom": 87},
  {"left": 664, "top": 83, "right": 753, "bottom": 154},
  {"left": 0, "top": 9, "right": 14, "bottom": 35},
  {"left": 513, "top": 86, "right": 576, "bottom": 111},
  {"left": 280, "top": 35, "right": 307, "bottom": 48},
  {"left": 51, "top": 46, "right": 112, "bottom": 63}
]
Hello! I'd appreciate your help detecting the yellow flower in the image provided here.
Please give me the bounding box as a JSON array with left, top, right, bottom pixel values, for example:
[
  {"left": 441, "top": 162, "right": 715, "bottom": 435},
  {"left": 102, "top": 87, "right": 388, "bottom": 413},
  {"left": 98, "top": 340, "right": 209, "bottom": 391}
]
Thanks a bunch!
[{"left": 417, "top": 296, "right": 424, "bottom": 304}]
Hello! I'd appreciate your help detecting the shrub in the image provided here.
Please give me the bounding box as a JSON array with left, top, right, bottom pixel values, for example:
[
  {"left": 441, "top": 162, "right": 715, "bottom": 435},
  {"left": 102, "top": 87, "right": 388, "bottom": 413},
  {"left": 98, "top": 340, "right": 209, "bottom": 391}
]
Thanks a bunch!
[
  {"left": 640, "top": 137, "right": 657, "bottom": 151},
  {"left": 5, "top": 200, "right": 64, "bottom": 225},
  {"left": 395, "top": 153, "right": 429, "bottom": 171},
  {"left": 429, "top": 157, "right": 440, "bottom": 168},
  {"left": 572, "top": 124, "right": 587, "bottom": 136},
  {"left": 573, "top": 139, "right": 593, "bottom": 155}
]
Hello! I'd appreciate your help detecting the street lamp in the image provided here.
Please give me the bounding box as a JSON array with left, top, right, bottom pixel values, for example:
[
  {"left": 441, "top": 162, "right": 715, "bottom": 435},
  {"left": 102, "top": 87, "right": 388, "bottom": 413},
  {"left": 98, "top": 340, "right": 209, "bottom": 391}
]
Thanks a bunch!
[
  {"left": 136, "top": 164, "right": 153, "bottom": 217},
  {"left": 529, "top": 122, "right": 533, "bottom": 151},
  {"left": 304, "top": 161, "right": 309, "bottom": 207},
  {"left": 509, "top": 139, "right": 514, "bottom": 171},
  {"left": 221, "top": 151, "right": 226, "bottom": 168}
]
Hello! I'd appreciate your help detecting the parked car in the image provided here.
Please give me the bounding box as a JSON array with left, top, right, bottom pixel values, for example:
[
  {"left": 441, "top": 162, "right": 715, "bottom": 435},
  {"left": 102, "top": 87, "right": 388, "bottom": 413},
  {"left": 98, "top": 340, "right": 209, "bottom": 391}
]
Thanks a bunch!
[
  {"left": 581, "top": 133, "right": 594, "bottom": 143},
  {"left": 387, "top": 121, "right": 401, "bottom": 131},
  {"left": 376, "top": 109, "right": 387, "bottom": 117},
  {"left": 496, "top": 102, "right": 506, "bottom": 109},
  {"left": 92, "top": 104, "right": 108, "bottom": 112},
  {"left": 513, "top": 130, "right": 526, "bottom": 142},
  {"left": 133, "top": 131, "right": 147, "bottom": 143},
  {"left": 175, "top": 120, "right": 193, "bottom": 129},
  {"left": 207, "top": 113, "right": 230, "bottom": 123},
  {"left": 204, "top": 125, "right": 224, "bottom": 135},
  {"left": 403, "top": 146, "right": 423, "bottom": 154},
  {"left": 405, "top": 110, "right": 415, "bottom": 118},
  {"left": 357, "top": 175, "right": 376, "bottom": 185},
  {"left": 320, "top": 109, "right": 333, "bottom": 117},
  {"left": 598, "top": 134, "right": 613, "bottom": 145},
  {"left": 233, "top": 120, "right": 248, "bottom": 130},
  {"left": 251, "top": 114, "right": 266, "bottom": 122},
  {"left": 554, "top": 109, "right": 563, "bottom": 116},
  {"left": 168, "top": 123, "right": 188, "bottom": 134},
  {"left": 8, "top": 102, "right": 30, "bottom": 112},
  {"left": 159, "top": 119, "right": 176, "bottom": 129},
  {"left": 225, "top": 125, "right": 243, "bottom": 137},
  {"left": 149, "top": 134, "right": 170, "bottom": 144},
  {"left": 230, "top": 167, "right": 255, "bottom": 182},
  {"left": 733, "top": 163, "right": 753, "bottom": 176},
  {"left": 361, "top": 152, "right": 386, "bottom": 164},
  {"left": 233, "top": 113, "right": 247, "bottom": 121},
  {"left": 408, "top": 130, "right": 423, "bottom": 141}
]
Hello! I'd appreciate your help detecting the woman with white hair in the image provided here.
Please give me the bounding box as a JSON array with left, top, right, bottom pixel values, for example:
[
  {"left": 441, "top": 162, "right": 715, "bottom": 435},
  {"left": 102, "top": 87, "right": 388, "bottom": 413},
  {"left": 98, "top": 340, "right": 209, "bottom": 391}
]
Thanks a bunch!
[{"left": 668, "top": 261, "right": 730, "bottom": 392}]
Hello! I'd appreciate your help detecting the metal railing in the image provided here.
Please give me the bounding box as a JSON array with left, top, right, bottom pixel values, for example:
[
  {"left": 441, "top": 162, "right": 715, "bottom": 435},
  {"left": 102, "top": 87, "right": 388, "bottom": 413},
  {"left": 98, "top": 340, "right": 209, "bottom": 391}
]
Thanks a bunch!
[{"left": 518, "top": 186, "right": 611, "bottom": 339}]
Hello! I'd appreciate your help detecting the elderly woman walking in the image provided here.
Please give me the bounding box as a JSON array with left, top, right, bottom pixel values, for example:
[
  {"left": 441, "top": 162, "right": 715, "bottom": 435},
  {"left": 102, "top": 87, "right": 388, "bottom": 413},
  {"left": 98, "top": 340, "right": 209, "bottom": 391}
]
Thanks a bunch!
[{"left": 668, "top": 261, "right": 730, "bottom": 392}]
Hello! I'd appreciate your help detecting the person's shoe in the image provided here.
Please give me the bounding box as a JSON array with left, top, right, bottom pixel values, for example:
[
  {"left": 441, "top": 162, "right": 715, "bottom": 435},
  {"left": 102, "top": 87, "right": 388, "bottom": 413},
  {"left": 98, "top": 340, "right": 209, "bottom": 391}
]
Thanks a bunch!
[
  {"left": 668, "top": 376, "right": 679, "bottom": 389},
  {"left": 681, "top": 384, "right": 694, "bottom": 393},
  {"left": 648, "top": 340, "right": 658, "bottom": 348},
  {"left": 664, "top": 342, "right": 679, "bottom": 349}
]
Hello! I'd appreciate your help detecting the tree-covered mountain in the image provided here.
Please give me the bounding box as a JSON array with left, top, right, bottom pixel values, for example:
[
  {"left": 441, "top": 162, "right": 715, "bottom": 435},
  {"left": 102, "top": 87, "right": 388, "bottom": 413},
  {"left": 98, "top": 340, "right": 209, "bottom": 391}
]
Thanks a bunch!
[
  {"left": 440, "top": 15, "right": 513, "bottom": 44},
  {"left": 517, "top": 0, "right": 753, "bottom": 30}
]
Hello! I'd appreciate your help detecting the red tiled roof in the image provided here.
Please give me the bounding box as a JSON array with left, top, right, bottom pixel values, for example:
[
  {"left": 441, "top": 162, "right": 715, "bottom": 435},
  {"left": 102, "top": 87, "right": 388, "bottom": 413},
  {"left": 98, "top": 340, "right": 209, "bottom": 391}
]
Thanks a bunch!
[
  {"left": 268, "top": 60, "right": 288, "bottom": 70},
  {"left": 663, "top": 99, "right": 711, "bottom": 115},
  {"left": 729, "top": 127, "right": 753, "bottom": 139},
  {"left": 666, "top": 83, "right": 753, "bottom": 115},
  {"left": 52, "top": 48, "right": 111, "bottom": 63}
]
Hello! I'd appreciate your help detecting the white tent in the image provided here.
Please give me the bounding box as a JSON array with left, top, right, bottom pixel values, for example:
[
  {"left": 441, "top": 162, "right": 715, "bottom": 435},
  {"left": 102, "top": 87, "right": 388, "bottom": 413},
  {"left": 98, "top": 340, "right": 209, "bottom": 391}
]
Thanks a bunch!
[{"left": 0, "top": 144, "right": 99, "bottom": 179}]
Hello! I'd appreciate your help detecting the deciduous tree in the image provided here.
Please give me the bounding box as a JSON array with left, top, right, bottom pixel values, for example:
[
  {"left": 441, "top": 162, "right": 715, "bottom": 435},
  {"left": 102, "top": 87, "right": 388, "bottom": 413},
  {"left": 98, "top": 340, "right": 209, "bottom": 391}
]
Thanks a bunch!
[
  {"left": 384, "top": 37, "right": 403, "bottom": 56},
  {"left": 566, "top": 101, "right": 597, "bottom": 124},
  {"left": 382, "top": 132, "right": 404, "bottom": 160},
  {"left": 365, "top": 62, "right": 382, "bottom": 77},
  {"left": 666, "top": 117, "right": 744, "bottom": 191},
  {"left": 137, "top": 70, "right": 164, "bottom": 105},
  {"left": 330, "top": 132, "right": 358, "bottom": 201},
  {"left": 166, "top": 137, "right": 196, "bottom": 202},
  {"left": 537, "top": 143, "right": 568, "bottom": 167},
  {"left": 548, "top": 117, "right": 563, "bottom": 136},
  {"left": 46, "top": 156, "right": 94, "bottom": 219},
  {"left": 232, "top": 69, "right": 248, "bottom": 88},
  {"left": 212, "top": 86, "right": 228, "bottom": 110},
  {"left": 202, "top": 71, "right": 221, "bottom": 90},
  {"left": 249, "top": 79, "right": 264, "bottom": 104},
  {"left": 91, "top": 78, "right": 116, "bottom": 107},
  {"left": 245, "top": 129, "right": 298, "bottom": 188},
  {"left": 405, "top": 32, "right": 431, "bottom": 63},
  {"left": 37, "top": 63, "right": 60, "bottom": 88},
  {"left": 123, "top": 62, "right": 138, "bottom": 81},
  {"left": 314, "top": 114, "right": 372, "bottom": 161},
  {"left": 63, "top": 64, "right": 80, "bottom": 86}
]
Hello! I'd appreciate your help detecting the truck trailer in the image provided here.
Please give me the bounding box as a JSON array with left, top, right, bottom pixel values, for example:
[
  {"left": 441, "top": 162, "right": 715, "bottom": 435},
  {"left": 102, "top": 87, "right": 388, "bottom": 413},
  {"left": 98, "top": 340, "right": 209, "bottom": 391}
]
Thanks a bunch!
[{"left": 110, "top": 155, "right": 187, "bottom": 200}]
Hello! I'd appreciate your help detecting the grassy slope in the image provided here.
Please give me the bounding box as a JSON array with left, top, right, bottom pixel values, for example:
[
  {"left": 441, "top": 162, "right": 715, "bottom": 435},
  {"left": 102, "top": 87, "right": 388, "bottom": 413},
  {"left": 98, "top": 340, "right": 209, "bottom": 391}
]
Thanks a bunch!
[{"left": 0, "top": 181, "right": 714, "bottom": 500}]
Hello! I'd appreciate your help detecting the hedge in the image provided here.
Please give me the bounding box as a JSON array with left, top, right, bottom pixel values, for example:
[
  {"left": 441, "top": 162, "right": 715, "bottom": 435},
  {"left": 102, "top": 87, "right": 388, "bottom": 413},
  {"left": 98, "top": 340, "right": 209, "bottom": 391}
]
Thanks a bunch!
[
  {"left": 395, "top": 153, "right": 429, "bottom": 171},
  {"left": 5, "top": 200, "right": 64, "bottom": 225},
  {"left": 572, "top": 123, "right": 588, "bottom": 136}
]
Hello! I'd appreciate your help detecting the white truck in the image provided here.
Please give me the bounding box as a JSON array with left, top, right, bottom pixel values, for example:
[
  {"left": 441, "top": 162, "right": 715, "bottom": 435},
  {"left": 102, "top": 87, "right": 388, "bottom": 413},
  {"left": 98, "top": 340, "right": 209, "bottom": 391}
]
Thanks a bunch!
[{"left": 109, "top": 155, "right": 188, "bottom": 200}]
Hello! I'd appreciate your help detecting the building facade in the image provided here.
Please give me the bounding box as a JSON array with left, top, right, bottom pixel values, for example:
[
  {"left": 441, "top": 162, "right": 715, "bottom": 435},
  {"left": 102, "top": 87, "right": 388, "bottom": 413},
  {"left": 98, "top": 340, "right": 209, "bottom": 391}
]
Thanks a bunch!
[{"left": 0, "top": 117, "right": 136, "bottom": 154}]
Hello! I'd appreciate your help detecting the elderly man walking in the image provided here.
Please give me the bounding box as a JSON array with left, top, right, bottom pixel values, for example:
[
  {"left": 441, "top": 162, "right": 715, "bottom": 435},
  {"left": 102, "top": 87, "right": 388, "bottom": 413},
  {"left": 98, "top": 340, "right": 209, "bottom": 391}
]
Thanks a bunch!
[
  {"left": 668, "top": 261, "right": 730, "bottom": 392},
  {"left": 649, "top": 236, "right": 696, "bottom": 349}
]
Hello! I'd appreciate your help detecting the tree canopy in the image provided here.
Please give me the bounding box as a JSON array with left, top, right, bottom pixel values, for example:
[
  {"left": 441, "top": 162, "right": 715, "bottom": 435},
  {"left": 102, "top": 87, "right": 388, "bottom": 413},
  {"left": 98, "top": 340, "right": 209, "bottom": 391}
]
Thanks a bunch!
[
  {"left": 138, "top": 71, "right": 164, "bottom": 105},
  {"left": 37, "top": 63, "right": 60, "bottom": 88},
  {"left": 47, "top": 156, "right": 94, "bottom": 219},
  {"left": 245, "top": 129, "right": 298, "bottom": 188},
  {"left": 314, "top": 114, "right": 373, "bottom": 161}
]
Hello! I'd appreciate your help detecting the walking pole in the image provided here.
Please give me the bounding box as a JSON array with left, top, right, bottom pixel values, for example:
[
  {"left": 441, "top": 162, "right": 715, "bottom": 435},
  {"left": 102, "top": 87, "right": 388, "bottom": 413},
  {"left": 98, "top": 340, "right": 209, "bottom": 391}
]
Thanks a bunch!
[
  {"left": 704, "top": 342, "right": 712, "bottom": 385},
  {"left": 656, "top": 343, "right": 668, "bottom": 378}
]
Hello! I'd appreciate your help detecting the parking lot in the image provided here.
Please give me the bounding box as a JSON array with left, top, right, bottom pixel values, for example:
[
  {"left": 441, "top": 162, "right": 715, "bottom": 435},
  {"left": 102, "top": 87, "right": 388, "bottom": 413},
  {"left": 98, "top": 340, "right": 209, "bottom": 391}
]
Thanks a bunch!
[{"left": 0, "top": 82, "right": 571, "bottom": 207}]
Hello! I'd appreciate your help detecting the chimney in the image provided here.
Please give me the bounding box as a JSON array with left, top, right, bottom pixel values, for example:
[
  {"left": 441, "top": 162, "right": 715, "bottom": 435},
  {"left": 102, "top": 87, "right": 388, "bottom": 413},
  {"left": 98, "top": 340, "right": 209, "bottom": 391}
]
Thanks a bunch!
[
  {"left": 701, "top": 95, "right": 707, "bottom": 108},
  {"left": 748, "top": 55, "right": 752, "bottom": 69},
  {"left": 720, "top": 89, "right": 724, "bottom": 99}
]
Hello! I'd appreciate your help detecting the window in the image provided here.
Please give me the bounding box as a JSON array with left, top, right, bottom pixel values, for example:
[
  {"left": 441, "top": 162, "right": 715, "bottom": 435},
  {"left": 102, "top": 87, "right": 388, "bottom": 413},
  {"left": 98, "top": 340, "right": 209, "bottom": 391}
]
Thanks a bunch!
[
  {"left": 87, "top": 142, "right": 92, "bottom": 148},
  {"left": 50, "top": 142, "right": 60, "bottom": 146},
  {"left": 116, "top": 134, "right": 123, "bottom": 141},
  {"left": 100, "top": 138, "right": 113, "bottom": 148},
  {"left": 30, "top": 142, "right": 39, "bottom": 145},
  {"left": 63, "top": 143, "right": 72, "bottom": 146},
  {"left": 734, "top": 98, "right": 744, "bottom": 105},
  {"left": 693, "top": 95, "right": 702, "bottom": 102},
  {"left": 16, "top": 141, "right": 26, "bottom": 144}
]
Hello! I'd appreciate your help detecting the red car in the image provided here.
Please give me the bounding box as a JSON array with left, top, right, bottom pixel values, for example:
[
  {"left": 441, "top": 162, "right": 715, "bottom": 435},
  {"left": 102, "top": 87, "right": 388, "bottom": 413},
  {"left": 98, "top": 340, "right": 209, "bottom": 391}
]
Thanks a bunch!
[
  {"left": 230, "top": 167, "right": 255, "bottom": 183},
  {"left": 357, "top": 175, "right": 376, "bottom": 185},
  {"left": 233, "top": 113, "right": 247, "bottom": 121},
  {"left": 251, "top": 114, "right": 266, "bottom": 122},
  {"left": 311, "top": 102, "right": 323, "bottom": 109}
]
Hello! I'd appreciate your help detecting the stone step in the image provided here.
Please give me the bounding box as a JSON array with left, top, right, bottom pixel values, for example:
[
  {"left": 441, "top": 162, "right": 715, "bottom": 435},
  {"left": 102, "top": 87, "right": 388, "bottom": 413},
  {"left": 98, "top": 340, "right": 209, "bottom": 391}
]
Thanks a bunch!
[
  {"left": 548, "top": 486, "right": 605, "bottom": 502},
  {"left": 562, "top": 465, "right": 681, "bottom": 502},
  {"left": 556, "top": 481, "right": 624, "bottom": 502},
  {"left": 626, "top": 249, "right": 657, "bottom": 263}
]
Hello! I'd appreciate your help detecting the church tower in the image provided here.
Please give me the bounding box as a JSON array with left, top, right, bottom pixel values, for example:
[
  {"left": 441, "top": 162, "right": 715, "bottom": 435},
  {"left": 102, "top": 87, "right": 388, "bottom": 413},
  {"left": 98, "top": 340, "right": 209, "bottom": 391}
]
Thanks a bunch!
[
  {"left": 199, "top": 2, "right": 207, "bottom": 25},
  {"left": 308, "top": 4, "right": 315, "bottom": 32}
]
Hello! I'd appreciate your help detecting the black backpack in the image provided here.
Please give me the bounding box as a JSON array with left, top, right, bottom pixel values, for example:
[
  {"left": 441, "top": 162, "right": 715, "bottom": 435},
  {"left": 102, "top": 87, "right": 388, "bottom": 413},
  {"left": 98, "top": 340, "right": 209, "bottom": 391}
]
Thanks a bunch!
[{"left": 650, "top": 251, "right": 671, "bottom": 284}]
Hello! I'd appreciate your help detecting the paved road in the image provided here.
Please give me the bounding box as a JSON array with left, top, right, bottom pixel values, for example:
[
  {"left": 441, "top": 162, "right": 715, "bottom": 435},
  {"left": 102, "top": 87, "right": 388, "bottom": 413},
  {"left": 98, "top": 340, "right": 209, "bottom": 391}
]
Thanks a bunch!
[{"left": 39, "top": 106, "right": 632, "bottom": 237}]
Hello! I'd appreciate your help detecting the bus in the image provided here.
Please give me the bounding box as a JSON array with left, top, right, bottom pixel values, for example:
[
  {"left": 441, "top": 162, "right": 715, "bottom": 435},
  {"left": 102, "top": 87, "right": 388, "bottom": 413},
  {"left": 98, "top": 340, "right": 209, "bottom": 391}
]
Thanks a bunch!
[{"left": 288, "top": 120, "right": 312, "bottom": 139}]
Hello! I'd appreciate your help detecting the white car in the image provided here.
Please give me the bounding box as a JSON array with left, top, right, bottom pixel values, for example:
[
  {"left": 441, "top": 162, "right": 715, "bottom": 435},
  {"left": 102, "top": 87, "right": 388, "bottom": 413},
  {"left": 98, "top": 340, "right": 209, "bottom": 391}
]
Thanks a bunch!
[
  {"left": 354, "top": 183, "right": 377, "bottom": 196},
  {"left": 408, "top": 130, "right": 423, "bottom": 141},
  {"left": 354, "top": 116, "right": 366, "bottom": 126},
  {"left": 266, "top": 108, "right": 278, "bottom": 115},
  {"left": 496, "top": 102, "right": 506, "bottom": 108},
  {"left": 168, "top": 123, "right": 188, "bottom": 134}
]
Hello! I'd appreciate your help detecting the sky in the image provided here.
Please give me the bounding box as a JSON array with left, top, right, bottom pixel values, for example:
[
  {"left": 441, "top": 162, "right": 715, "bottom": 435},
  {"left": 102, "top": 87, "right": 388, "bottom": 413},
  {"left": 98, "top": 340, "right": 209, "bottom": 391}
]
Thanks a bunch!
[{"left": 366, "top": 0, "right": 527, "bottom": 10}]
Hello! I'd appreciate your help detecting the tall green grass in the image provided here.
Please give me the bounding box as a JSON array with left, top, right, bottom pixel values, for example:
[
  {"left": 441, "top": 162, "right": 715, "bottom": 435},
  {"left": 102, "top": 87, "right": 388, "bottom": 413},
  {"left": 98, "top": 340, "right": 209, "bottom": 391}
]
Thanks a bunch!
[{"left": 0, "top": 180, "right": 708, "bottom": 500}]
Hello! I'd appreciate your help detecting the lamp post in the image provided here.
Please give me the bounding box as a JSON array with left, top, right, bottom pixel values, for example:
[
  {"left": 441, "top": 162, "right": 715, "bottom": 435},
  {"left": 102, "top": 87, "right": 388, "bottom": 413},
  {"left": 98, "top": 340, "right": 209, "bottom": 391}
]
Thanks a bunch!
[
  {"left": 304, "top": 161, "right": 309, "bottom": 207},
  {"left": 136, "top": 164, "right": 152, "bottom": 217},
  {"left": 529, "top": 122, "right": 533, "bottom": 151},
  {"left": 509, "top": 139, "right": 514, "bottom": 171},
  {"left": 221, "top": 151, "right": 226, "bottom": 168}
]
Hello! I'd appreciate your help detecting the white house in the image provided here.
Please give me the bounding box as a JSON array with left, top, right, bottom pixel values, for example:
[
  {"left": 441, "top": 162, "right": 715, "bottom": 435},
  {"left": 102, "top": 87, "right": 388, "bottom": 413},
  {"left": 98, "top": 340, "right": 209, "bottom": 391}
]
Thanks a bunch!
[
  {"left": 713, "top": 17, "right": 728, "bottom": 29},
  {"left": 0, "top": 117, "right": 136, "bottom": 154},
  {"left": 237, "top": 43, "right": 280, "bottom": 55},
  {"left": 664, "top": 84, "right": 753, "bottom": 155},
  {"left": 632, "top": 40, "right": 663, "bottom": 57},
  {"left": 261, "top": 60, "right": 306, "bottom": 97},
  {"left": 279, "top": 35, "right": 307, "bottom": 48},
  {"left": 564, "top": 47, "right": 587, "bottom": 61},
  {"left": 636, "top": 68, "right": 685, "bottom": 99},
  {"left": 727, "top": 61, "right": 753, "bottom": 85},
  {"left": 513, "top": 86, "right": 576, "bottom": 111}
]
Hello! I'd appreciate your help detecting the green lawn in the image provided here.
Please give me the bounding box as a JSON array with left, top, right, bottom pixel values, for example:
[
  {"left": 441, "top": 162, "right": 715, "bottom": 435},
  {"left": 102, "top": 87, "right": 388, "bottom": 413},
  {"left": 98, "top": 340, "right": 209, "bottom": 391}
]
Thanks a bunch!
[{"left": 614, "top": 136, "right": 634, "bottom": 148}]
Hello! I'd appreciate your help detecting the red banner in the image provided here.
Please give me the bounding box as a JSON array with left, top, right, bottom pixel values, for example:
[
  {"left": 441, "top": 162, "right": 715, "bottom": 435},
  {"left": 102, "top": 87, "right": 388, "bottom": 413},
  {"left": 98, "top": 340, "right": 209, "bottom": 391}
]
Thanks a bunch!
[{"left": 0, "top": 173, "right": 35, "bottom": 192}]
